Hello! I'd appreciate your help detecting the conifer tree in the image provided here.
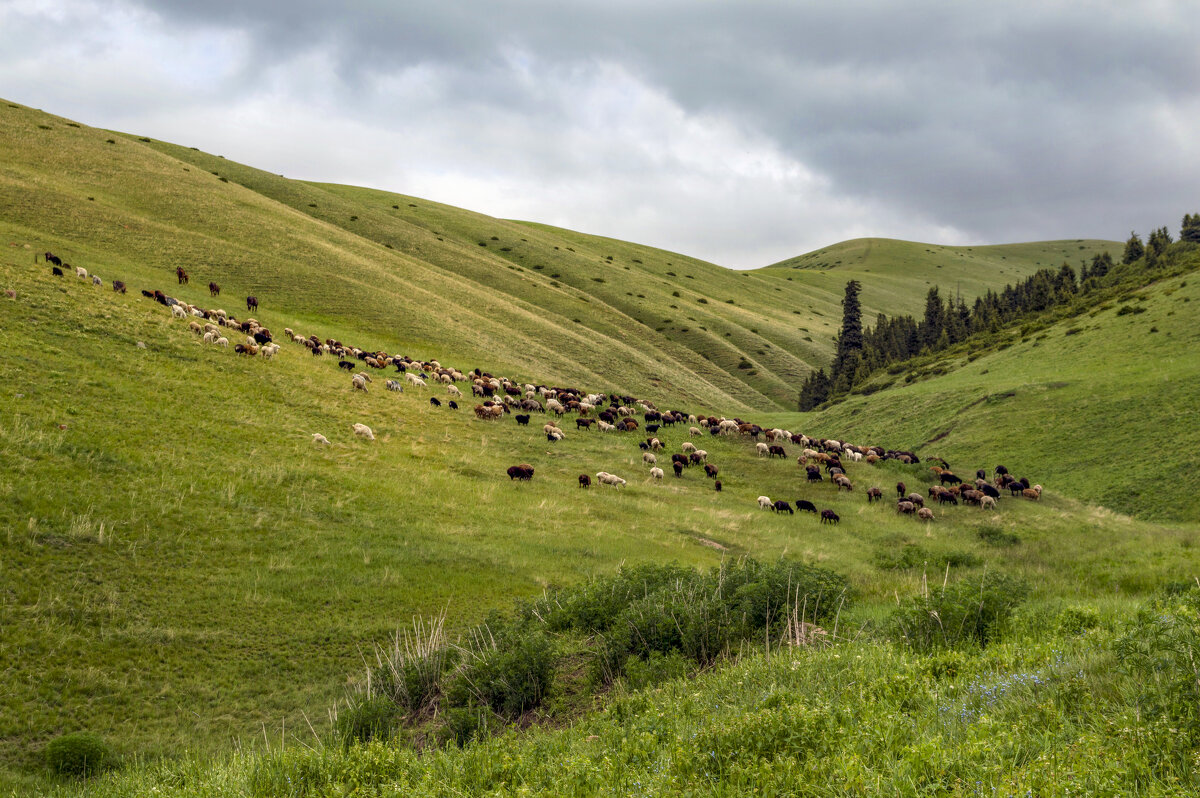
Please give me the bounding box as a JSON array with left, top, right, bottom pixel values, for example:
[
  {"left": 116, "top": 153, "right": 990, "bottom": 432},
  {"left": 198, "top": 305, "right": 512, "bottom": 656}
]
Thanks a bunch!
[{"left": 1122, "top": 231, "right": 1144, "bottom": 264}]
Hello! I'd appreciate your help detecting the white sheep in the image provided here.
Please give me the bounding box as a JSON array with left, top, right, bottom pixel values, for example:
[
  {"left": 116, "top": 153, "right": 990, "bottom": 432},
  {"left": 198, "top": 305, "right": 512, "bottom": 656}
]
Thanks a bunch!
[
  {"left": 406, "top": 373, "right": 426, "bottom": 388},
  {"left": 756, "top": 442, "right": 770, "bottom": 456},
  {"left": 91, "top": 274, "right": 101, "bottom": 286},
  {"left": 312, "top": 433, "right": 331, "bottom": 445},
  {"left": 215, "top": 336, "right": 229, "bottom": 347},
  {"left": 386, "top": 380, "right": 403, "bottom": 392},
  {"left": 352, "top": 374, "right": 369, "bottom": 392},
  {"left": 649, "top": 467, "right": 664, "bottom": 480},
  {"left": 596, "top": 472, "right": 626, "bottom": 488},
  {"left": 202, "top": 331, "right": 216, "bottom": 344},
  {"left": 694, "top": 450, "right": 708, "bottom": 462},
  {"left": 643, "top": 452, "right": 657, "bottom": 465},
  {"left": 75, "top": 266, "right": 88, "bottom": 279},
  {"left": 447, "top": 384, "right": 462, "bottom": 397},
  {"left": 649, "top": 438, "right": 663, "bottom": 451},
  {"left": 681, "top": 442, "right": 696, "bottom": 453},
  {"left": 980, "top": 496, "right": 997, "bottom": 510},
  {"left": 352, "top": 423, "right": 375, "bottom": 440},
  {"left": 758, "top": 496, "right": 772, "bottom": 510},
  {"left": 598, "top": 421, "right": 615, "bottom": 432},
  {"left": 171, "top": 304, "right": 187, "bottom": 319},
  {"left": 689, "top": 426, "right": 702, "bottom": 436}
]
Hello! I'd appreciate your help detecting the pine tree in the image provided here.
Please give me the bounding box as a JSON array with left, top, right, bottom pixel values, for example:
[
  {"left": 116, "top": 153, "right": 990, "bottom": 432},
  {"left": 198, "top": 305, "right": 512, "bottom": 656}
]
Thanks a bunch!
[
  {"left": 1147, "top": 226, "right": 1172, "bottom": 258},
  {"left": 797, "top": 368, "right": 831, "bottom": 411},
  {"left": 1182, "top": 213, "right": 1200, "bottom": 244},
  {"left": 918, "top": 287, "right": 943, "bottom": 350},
  {"left": 1122, "top": 231, "right": 1144, "bottom": 264},
  {"left": 831, "top": 280, "right": 864, "bottom": 389},
  {"left": 1089, "top": 251, "right": 1113, "bottom": 279}
]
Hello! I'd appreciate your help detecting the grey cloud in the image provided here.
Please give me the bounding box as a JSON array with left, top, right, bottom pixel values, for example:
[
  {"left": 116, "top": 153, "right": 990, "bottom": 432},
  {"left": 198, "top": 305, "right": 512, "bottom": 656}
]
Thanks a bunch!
[{"left": 6, "top": 0, "right": 1199, "bottom": 264}]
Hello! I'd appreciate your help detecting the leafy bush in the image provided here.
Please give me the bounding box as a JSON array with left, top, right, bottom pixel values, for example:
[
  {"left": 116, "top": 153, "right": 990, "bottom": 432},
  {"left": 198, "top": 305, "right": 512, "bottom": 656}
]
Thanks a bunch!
[
  {"left": 45, "top": 732, "right": 114, "bottom": 777},
  {"left": 370, "top": 615, "right": 453, "bottom": 714},
  {"left": 977, "top": 526, "right": 1020, "bottom": 547},
  {"left": 892, "top": 572, "right": 1027, "bottom": 651},
  {"left": 621, "top": 650, "right": 691, "bottom": 691},
  {"left": 441, "top": 705, "right": 493, "bottom": 747},
  {"left": 1057, "top": 605, "right": 1100, "bottom": 636},
  {"left": 1114, "top": 588, "right": 1200, "bottom": 742},
  {"left": 335, "top": 695, "right": 399, "bottom": 746},
  {"left": 450, "top": 631, "right": 555, "bottom": 719}
]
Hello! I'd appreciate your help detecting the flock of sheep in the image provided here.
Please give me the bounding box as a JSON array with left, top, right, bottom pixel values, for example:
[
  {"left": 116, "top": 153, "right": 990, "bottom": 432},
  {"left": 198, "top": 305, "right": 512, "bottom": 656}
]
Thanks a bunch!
[{"left": 39, "top": 253, "right": 1047, "bottom": 526}]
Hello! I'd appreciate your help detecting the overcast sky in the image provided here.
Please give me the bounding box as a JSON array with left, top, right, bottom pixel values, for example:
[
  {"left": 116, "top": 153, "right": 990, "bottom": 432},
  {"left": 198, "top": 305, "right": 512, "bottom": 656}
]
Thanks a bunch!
[{"left": 3, "top": 1, "right": 1197, "bottom": 267}]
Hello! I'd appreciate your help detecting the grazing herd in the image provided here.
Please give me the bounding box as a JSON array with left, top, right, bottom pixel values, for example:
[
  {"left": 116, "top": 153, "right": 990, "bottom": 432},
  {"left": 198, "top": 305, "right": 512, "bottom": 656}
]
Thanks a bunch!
[{"left": 32, "top": 247, "right": 1048, "bottom": 535}]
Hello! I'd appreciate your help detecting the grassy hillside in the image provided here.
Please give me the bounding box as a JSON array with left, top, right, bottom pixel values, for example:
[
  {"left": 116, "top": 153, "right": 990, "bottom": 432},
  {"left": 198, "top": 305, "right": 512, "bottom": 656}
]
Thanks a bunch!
[
  {"left": 2, "top": 97, "right": 1193, "bottom": 795},
  {"left": 3, "top": 240, "right": 1197, "bottom": 794},
  {"left": 0, "top": 99, "right": 1117, "bottom": 410},
  {"left": 760, "top": 237, "right": 1118, "bottom": 319},
  {"left": 784, "top": 262, "right": 1200, "bottom": 523}
]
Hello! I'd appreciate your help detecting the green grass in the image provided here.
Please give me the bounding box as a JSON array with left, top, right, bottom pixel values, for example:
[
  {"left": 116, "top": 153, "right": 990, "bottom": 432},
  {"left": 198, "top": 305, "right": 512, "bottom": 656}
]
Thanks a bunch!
[
  {"left": 5, "top": 255, "right": 1198, "bottom": 793},
  {"left": 781, "top": 266, "right": 1200, "bottom": 523},
  {"left": 1, "top": 98, "right": 1196, "bottom": 795},
  {"left": 0, "top": 100, "right": 1118, "bottom": 410}
]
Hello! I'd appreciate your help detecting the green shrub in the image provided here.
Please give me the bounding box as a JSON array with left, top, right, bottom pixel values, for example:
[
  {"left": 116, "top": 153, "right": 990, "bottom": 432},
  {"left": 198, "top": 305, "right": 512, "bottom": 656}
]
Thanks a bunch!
[
  {"left": 621, "top": 650, "right": 692, "bottom": 691},
  {"left": 45, "top": 732, "right": 114, "bottom": 777},
  {"left": 892, "top": 572, "right": 1027, "bottom": 651},
  {"left": 1057, "top": 605, "right": 1100, "bottom": 635},
  {"left": 335, "top": 695, "right": 399, "bottom": 746},
  {"left": 976, "top": 525, "right": 1020, "bottom": 546},
  {"left": 450, "top": 631, "right": 555, "bottom": 718},
  {"left": 441, "top": 705, "right": 493, "bottom": 747},
  {"left": 370, "top": 616, "right": 453, "bottom": 714},
  {"left": 1114, "top": 588, "right": 1200, "bottom": 742}
]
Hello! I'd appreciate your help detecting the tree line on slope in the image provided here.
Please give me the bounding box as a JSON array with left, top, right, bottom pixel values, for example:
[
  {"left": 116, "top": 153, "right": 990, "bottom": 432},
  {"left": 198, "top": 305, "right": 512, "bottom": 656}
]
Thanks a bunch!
[{"left": 798, "top": 213, "right": 1200, "bottom": 411}]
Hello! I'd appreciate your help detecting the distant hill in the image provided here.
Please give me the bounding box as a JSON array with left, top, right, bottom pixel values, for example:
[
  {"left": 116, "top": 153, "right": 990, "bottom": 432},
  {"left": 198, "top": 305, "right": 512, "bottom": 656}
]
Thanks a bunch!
[{"left": 759, "top": 237, "right": 1118, "bottom": 318}]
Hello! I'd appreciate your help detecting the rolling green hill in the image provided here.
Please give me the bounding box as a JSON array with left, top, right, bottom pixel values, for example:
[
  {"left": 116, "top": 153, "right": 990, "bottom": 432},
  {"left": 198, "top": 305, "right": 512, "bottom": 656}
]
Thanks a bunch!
[
  {"left": 0, "top": 99, "right": 1118, "bottom": 411},
  {"left": 760, "top": 237, "right": 1119, "bottom": 316},
  {"left": 1, "top": 97, "right": 1194, "bottom": 795}
]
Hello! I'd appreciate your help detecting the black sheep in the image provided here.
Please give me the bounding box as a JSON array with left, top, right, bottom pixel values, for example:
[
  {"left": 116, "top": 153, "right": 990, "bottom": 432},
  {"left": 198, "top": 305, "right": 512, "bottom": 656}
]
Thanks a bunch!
[
  {"left": 820, "top": 509, "right": 840, "bottom": 525},
  {"left": 772, "top": 500, "right": 793, "bottom": 514},
  {"left": 672, "top": 462, "right": 684, "bottom": 477},
  {"left": 430, "top": 397, "right": 442, "bottom": 407},
  {"left": 448, "top": 401, "right": 458, "bottom": 410},
  {"left": 795, "top": 500, "right": 817, "bottom": 514},
  {"left": 51, "top": 266, "right": 63, "bottom": 276},
  {"left": 515, "top": 414, "right": 530, "bottom": 426}
]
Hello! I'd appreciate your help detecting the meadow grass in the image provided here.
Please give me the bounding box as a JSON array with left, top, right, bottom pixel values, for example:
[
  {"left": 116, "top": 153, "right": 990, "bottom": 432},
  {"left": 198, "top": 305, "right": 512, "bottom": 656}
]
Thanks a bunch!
[
  {"left": 0, "top": 98, "right": 1193, "bottom": 794},
  {"left": 4, "top": 252, "right": 1198, "bottom": 793}
]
